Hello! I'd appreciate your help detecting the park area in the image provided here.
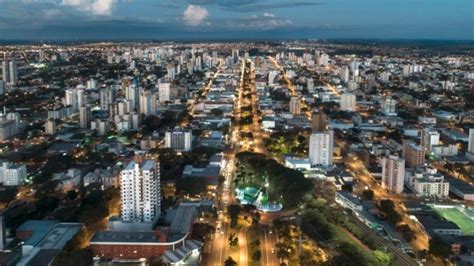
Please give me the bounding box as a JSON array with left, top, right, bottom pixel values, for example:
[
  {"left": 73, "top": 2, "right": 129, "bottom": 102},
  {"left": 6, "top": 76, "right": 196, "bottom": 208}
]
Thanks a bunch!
[{"left": 432, "top": 205, "right": 474, "bottom": 235}]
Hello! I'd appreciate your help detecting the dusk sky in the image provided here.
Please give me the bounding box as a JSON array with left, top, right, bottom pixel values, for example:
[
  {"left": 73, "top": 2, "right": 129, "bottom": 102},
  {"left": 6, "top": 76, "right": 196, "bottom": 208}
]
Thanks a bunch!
[{"left": 0, "top": 0, "right": 472, "bottom": 41}]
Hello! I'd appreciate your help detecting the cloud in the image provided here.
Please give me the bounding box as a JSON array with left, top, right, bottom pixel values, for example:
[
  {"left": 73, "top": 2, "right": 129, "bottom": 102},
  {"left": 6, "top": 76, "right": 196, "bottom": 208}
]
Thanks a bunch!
[
  {"left": 219, "top": 13, "right": 292, "bottom": 30},
  {"left": 182, "top": 4, "right": 209, "bottom": 26},
  {"left": 187, "top": 0, "right": 322, "bottom": 12},
  {"left": 61, "top": 0, "right": 115, "bottom": 16}
]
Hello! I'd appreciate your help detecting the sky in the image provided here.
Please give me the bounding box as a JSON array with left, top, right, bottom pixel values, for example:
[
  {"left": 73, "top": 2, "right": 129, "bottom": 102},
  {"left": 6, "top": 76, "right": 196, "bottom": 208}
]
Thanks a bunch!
[{"left": 0, "top": 0, "right": 472, "bottom": 41}]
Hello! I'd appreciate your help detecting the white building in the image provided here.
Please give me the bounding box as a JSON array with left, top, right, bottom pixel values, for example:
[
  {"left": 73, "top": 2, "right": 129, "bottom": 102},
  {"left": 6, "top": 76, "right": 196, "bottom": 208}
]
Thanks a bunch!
[
  {"left": 79, "top": 106, "right": 91, "bottom": 129},
  {"left": 309, "top": 130, "right": 334, "bottom": 167},
  {"left": 91, "top": 119, "right": 110, "bottom": 136},
  {"left": 381, "top": 155, "right": 405, "bottom": 194},
  {"left": 165, "top": 129, "right": 192, "bottom": 152},
  {"left": 139, "top": 90, "right": 158, "bottom": 116},
  {"left": 64, "top": 88, "right": 79, "bottom": 111},
  {"left": 340, "top": 93, "right": 356, "bottom": 111},
  {"left": 0, "top": 161, "right": 27, "bottom": 186},
  {"left": 158, "top": 82, "right": 171, "bottom": 103},
  {"left": 380, "top": 97, "right": 397, "bottom": 116},
  {"left": 405, "top": 167, "right": 449, "bottom": 198},
  {"left": 468, "top": 128, "right": 474, "bottom": 154},
  {"left": 422, "top": 128, "right": 440, "bottom": 149},
  {"left": 289, "top": 96, "right": 301, "bottom": 115},
  {"left": 268, "top": 71, "right": 278, "bottom": 85},
  {"left": 339, "top": 66, "right": 349, "bottom": 83},
  {"left": 120, "top": 159, "right": 161, "bottom": 224},
  {"left": 44, "top": 119, "right": 56, "bottom": 135},
  {"left": 100, "top": 87, "right": 116, "bottom": 110}
]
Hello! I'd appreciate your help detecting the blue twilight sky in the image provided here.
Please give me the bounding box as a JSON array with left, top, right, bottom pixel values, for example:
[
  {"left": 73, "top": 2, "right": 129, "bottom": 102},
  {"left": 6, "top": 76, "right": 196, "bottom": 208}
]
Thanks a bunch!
[{"left": 0, "top": 0, "right": 472, "bottom": 41}]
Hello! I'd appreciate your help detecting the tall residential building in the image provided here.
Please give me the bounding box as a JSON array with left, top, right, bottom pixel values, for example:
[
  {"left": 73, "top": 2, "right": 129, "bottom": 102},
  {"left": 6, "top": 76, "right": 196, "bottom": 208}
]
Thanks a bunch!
[
  {"left": 422, "top": 128, "right": 440, "bottom": 150},
  {"left": 0, "top": 216, "right": 4, "bottom": 251},
  {"left": 381, "top": 155, "right": 405, "bottom": 194},
  {"left": 0, "top": 116, "right": 18, "bottom": 141},
  {"left": 380, "top": 97, "right": 397, "bottom": 116},
  {"left": 268, "top": 71, "right": 278, "bottom": 85},
  {"left": 340, "top": 93, "right": 356, "bottom": 111},
  {"left": 65, "top": 88, "right": 79, "bottom": 111},
  {"left": 0, "top": 80, "right": 5, "bottom": 95},
  {"left": 403, "top": 140, "right": 426, "bottom": 168},
  {"left": 289, "top": 96, "right": 301, "bottom": 115},
  {"left": 311, "top": 110, "right": 327, "bottom": 132},
  {"left": 100, "top": 87, "right": 116, "bottom": 110},
  {"left": 468, "top": 128, "right": 474, "bottom": 154},
  {"left": 165, "top": 129, "right": 192, "bottom": 152},
  {"left": 139, "top": 90, "right": 158, "bottom": 116},
  {"left": 8, "top": 61, "right": 18, "bottom": 85},
  {"left": 0, "top": 161, "right": 27, "bottom": 186},
  {"left": 126, "top": 85, "right": 140, "bottom": 111},
  {"left": 1, "top": 61, "right": 8, "bottom": 83},
  {"left": 309, "top": 130, "right": 334, "bottom": 167},
  {"left": 79, "top": 106, "right": 91, "bottom": 128},
  {"left": 120, "top": 159, "right": 161, "bottom": 224},
  {"left": 339, "top": 66, "right": 350, "bottom": 83},
  {"left": 307, "top": 78, "right": 314, "bottom": 92},
  {"left": 158, "top": 82, "right": 171, "bottom": 103},
  {"left": 45, "top": 119, "right": 56, "bottom": 135}
]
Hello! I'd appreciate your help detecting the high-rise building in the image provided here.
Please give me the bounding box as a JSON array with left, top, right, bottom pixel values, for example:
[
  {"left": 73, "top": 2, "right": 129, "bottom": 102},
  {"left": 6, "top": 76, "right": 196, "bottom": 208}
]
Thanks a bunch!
[
  {"left": 79, "top": 106, "right": 91, "bottom": 128},
  {"left": 422, "top": 128, "right": 440, "bottom": 150},
  {"left": 311, "top": 110, "right": 327, "bottom": 132},
  {"left": 268, "top": 71, "right": 278, "bottom": 85},
  {"left": 139, "top": 90, "right": 158, "bottom": 116},
  {"left": 340, "top": 93, "right": 356, "bottom": 111},
  {"left": 307, "top": 78, "right": 314, "bottom": 92},
  {"left": 45, "top": 119, "right": 56, "bottom": 135},
  {"left": 380, "top": 97, "right": 397, "bottom": 116},
  {"left": 165, "top": 129, "right": 192, "bottom": 152},
  {"left": 340, "top": 66, "right": 350, "bottom": 83},
  {"left": 381, "top": 155, "right": 405, "bottom": 194},
  {"left": 289, "top": 96, "right": 301, "bottom": 115},
  {"left": 65, "top": 88, "right": 79, "bottom": 111},
  {"left": 1, "top": 62, "right": 9, "bottom": 83},
  {"left": 0, "top": 216, "right": 4, "bottom": 251},
  {"left": 120, "top": 159, "right": 161, "bottom": 224},
  {"left": 0, "top": 115, "right": 18, "bottom": 141},
  {"left": 309, "top": 130, "right": 334, "bottom": 167},
  {"left": 158, "top": 83, "right": 171, "bottom": 103},
  {"left": 126, "top": 85, "right": 140, "bottom": 111},
  {"left": 100, "top": 87, "right": 116, "bottom": 110},
  {"left": 8, "top": 61, "right": 18, "bottom": 85},
  {"left": 403, "top": 140, "right": 426, "bottom": 168},
  {"left": 0, "top": 161, "right": 27, "bottom": 186},
  {"left": 0, "top": 80, "right": 5, "bottom": 95},
  {"left": 468, "top": 128, "right": 474, "bottom": 154},
  {"left": 91, "top": 119, "right": 110, "bottom": 136}
]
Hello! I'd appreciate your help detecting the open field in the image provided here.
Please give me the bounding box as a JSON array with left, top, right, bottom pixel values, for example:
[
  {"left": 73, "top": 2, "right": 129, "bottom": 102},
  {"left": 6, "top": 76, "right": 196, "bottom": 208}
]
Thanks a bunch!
[{"left": 433, "top": 206, "right": 474, "bottom": 235}]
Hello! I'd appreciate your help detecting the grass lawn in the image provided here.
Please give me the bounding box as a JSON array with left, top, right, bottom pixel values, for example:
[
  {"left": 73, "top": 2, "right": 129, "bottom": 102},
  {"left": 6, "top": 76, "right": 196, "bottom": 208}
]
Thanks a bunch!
[{"left": 434, "top": 207, "right": 474, "bottom": 235}]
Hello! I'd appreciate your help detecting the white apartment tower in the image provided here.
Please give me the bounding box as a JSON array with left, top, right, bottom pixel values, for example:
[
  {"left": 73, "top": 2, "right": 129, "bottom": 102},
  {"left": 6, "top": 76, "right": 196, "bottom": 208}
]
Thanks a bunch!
[
  {"left": 468, "top": 128, "right": 474, "bottom": 154},
  {"left": 165, "top": 129, "right": 192, "bottom": 152},
  {"left": 309, "top": 130, "right": 334, "bottom": 167},
  {"left": 158, "top": 82, "right": 171, "bottom": 103},
  {"left": 120, "top": 159, "right": 161, "bottom": 224},
  {"left": 289, "top": 96, "right": 301, "bottom": 115},
  {"left": 340, "top": 93, "right": 356, "bottom": 111},
  {"left": 381, "top": 155, "right": 405, "bottom": 194}
]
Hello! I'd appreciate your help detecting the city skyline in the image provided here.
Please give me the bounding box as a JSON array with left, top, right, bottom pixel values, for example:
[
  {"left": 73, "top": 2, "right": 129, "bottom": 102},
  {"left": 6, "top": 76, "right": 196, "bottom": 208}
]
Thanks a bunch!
[{"left": 0, "top": 0, "right": 472, "bottom": 41}]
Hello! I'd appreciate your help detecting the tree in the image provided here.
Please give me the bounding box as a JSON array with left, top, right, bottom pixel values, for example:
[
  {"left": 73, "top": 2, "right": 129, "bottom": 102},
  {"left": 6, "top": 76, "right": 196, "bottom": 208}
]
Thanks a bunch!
[
  {"left": 362, "top": 189, "right": 374, "bottom": 200},
  {"left": 224, "top": 257, "right": 237, "bottom": 266},
  {"left": 429, "top": 236, "right": 451, "bottom": 258},
  {"left": 372, "top": 250, "right": 393, "bottom": 266},
  {"left": 252, "top": 250, "right": 262, "bottom": 262},
  {"left": 228, "top": 233, "right": 239, "bottom": 247},
  {"left": 227, "top": 204, "right": 242, "bottom": 228}
]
